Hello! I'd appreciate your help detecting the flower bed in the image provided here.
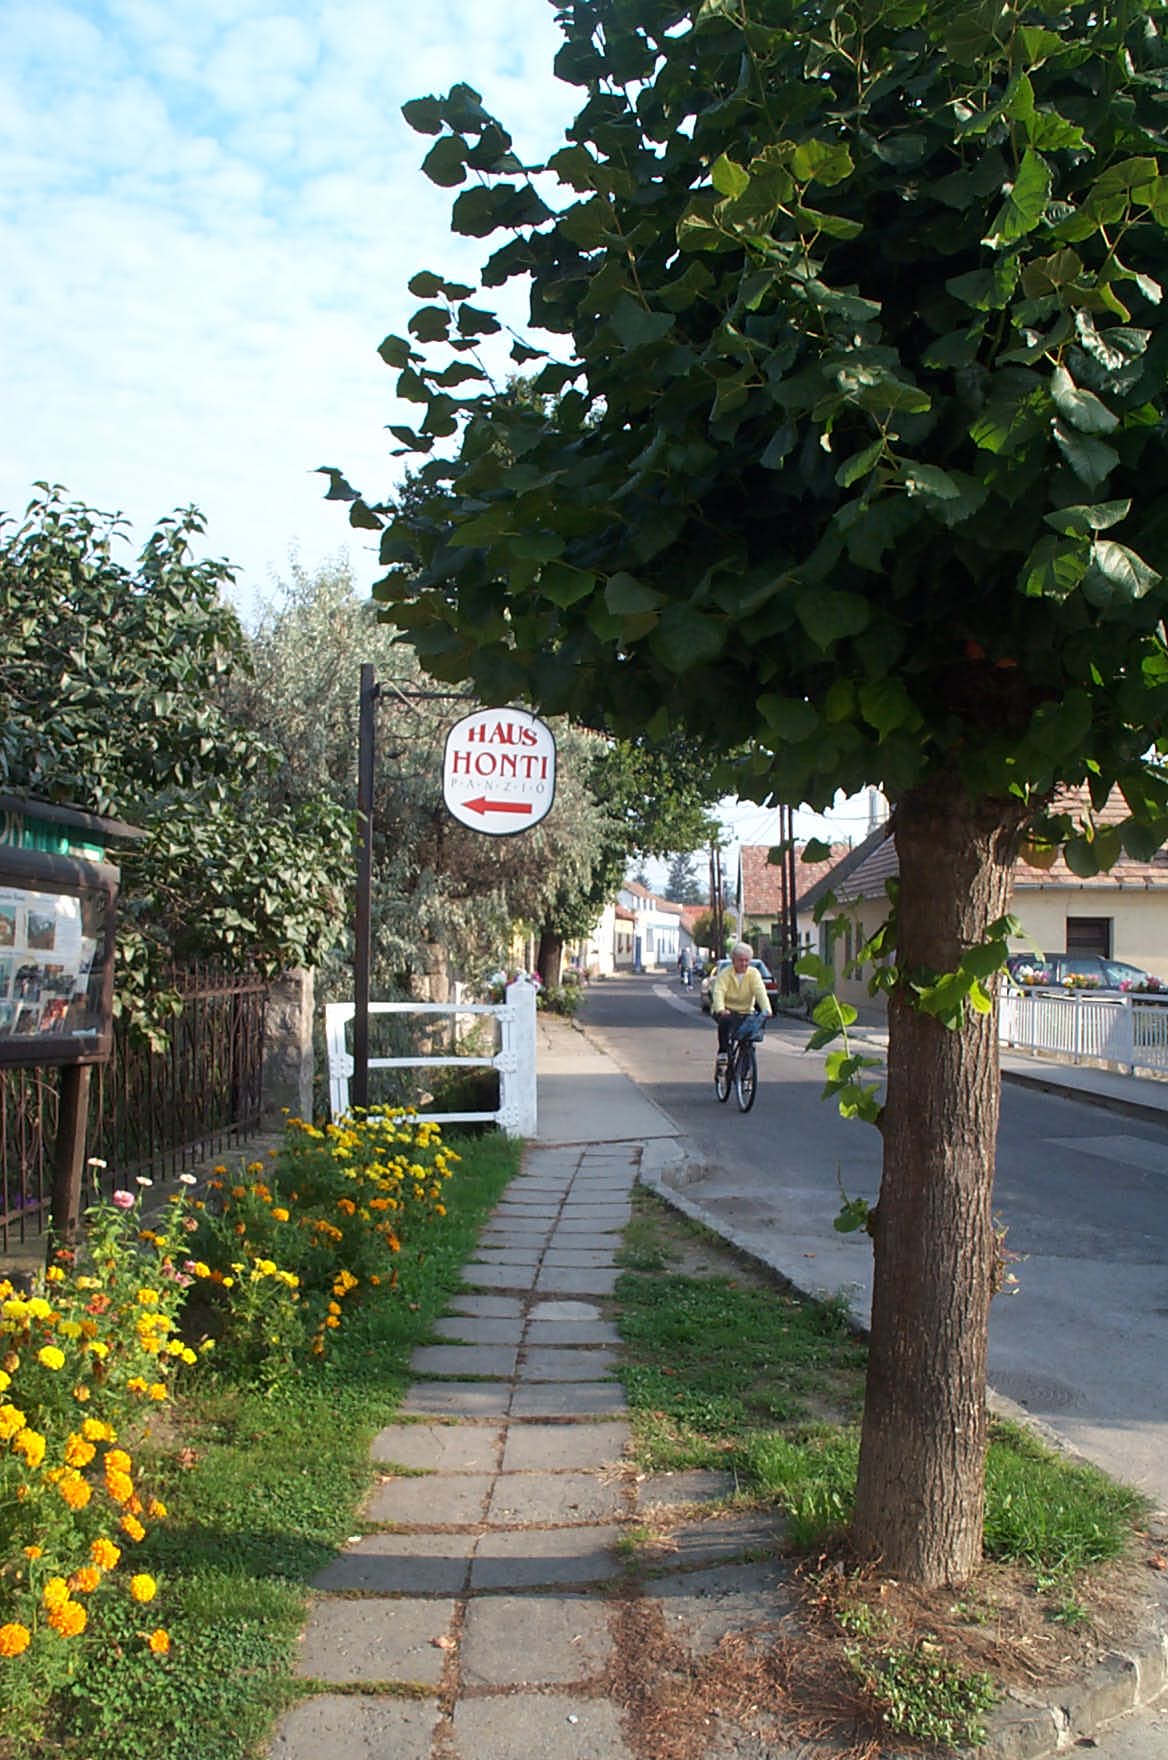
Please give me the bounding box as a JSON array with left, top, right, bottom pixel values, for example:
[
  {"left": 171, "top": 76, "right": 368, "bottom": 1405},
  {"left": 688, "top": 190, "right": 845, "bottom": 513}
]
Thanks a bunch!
[{"left": 0, "top": 1110, "right": 460, "bottom": 1738}]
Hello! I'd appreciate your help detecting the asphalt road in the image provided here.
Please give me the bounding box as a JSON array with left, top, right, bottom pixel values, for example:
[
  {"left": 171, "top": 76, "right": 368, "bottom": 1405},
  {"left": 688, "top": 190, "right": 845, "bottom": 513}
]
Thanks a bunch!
[{"left": 577, "top": 972, "right": 1168, "bottom": 1514}]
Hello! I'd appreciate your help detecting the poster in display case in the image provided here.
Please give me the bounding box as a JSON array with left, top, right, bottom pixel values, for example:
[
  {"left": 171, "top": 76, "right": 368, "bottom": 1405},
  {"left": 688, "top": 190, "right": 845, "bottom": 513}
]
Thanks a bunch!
[{"left": 0, "top": 846, "right": 119, "bottom": 1066}]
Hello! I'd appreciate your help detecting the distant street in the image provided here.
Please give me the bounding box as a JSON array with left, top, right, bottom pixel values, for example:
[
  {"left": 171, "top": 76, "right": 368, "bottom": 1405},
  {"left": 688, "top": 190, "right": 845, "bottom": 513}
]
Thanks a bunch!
[{"left": 577, "top": 972, "right": 1168, "bottom": 1513}]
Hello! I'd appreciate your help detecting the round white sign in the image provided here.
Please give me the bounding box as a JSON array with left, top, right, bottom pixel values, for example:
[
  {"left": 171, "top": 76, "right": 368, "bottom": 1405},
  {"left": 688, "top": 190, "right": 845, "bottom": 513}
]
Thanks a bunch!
[{"left": 442, "top": 708, "right": 557, "bottom": 836}]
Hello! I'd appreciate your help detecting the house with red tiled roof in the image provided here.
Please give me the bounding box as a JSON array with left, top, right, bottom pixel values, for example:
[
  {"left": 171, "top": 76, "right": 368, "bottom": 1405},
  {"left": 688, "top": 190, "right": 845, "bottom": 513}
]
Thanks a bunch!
[
  {"left": 804, "top": 790, "right": 1168, "bottom": 1011},
  {"left": 738, "top": 839, "right": 867, "bottom": 964}
]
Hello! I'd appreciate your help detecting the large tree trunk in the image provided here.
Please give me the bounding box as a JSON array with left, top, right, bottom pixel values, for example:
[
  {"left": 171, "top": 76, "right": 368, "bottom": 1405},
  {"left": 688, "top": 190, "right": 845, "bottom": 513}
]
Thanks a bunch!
[
  {"left": 537, "top": 929, "right": 564, "bottom": 989},
  {"left": 852, "top": 779, "right": 1025, "bottom": 1585}
]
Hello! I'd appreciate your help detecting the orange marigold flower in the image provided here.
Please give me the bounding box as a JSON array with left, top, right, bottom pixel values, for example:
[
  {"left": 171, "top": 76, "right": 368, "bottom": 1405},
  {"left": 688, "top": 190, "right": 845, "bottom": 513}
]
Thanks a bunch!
[
  {"left": 147, "top": 1627, "right": 170, "bottom": 1654},
  {"left": 106, "top": 1471, "right": 134, "bottom": 1504},
  {"left": 82, "top": 1418, "right": 115, "bottom": 1442},
  {"left": 58, "top": 1473, "right": 92, "bottom": 1511},
  {"left": 120, "top": 1514, "right": 146, "bottom": 1542},
  {"left": 147, "top": 1498, "right": 168, "bottom": 1519},
  {"left": 69, "top": 1566, "right": 101, "bottom": 1594},
  {"left": 23, "top": 1545, "right": 43, "bottom": 1560},
  {"left": 65, "top": 1434, "right": 96, "bottom": 1468},
  {"left": 0, "top": 1623, "right": 31, "bottom": 1657},
  {"left": 47, "top": 1600, "right": 86, "bottom": 1638},
  {"left": 104, "top": 1448, "right": 132, "bottom": 1474},
  {"left": 13, "top": 1429, "right": 46, "bottom": 1468},
  {"left": 90, "top": 1538, "right": 121, "bottom": 1570}
]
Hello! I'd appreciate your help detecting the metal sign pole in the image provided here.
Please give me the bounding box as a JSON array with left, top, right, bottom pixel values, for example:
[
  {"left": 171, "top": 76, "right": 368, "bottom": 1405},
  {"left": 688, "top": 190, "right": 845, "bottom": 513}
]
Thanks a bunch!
[{"left": 352, "top": 663, "right": 378, "bottom": 1112}]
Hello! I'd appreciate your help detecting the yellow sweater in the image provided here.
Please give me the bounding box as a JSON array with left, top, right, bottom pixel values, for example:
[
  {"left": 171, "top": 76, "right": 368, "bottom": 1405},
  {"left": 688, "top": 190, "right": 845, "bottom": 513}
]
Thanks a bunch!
[{"left": 710, "top": 965, "right": 772, "bottom": 1016}]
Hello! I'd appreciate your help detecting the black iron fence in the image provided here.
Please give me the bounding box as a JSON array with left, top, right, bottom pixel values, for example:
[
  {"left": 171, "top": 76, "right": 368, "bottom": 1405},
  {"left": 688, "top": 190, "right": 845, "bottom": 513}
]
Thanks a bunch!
[{"left": 1, "top": 968, "right": 267, "bottom": 1257}]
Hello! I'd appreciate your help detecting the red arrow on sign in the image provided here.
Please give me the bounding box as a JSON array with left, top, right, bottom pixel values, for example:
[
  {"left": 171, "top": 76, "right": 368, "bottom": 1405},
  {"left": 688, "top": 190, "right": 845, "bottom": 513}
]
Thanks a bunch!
[{"left": 462, "top": 796, "right": 534, "bottom": 817}]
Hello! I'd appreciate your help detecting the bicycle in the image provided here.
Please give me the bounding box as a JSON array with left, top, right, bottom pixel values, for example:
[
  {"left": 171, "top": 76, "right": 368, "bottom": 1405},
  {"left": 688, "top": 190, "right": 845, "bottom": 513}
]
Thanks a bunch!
[{"left": 714, "top": 1012, "right": 765, "bottom": 1113}]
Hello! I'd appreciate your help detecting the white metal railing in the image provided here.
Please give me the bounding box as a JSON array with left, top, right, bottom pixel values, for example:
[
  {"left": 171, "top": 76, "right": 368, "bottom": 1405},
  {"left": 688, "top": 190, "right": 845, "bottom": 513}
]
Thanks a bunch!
[
  {"left": 999, "top": 987, "right": 1168, "bottom": 1076},
  {"left": 324, "top": 977, "right": 538, "bottom": 1134}
]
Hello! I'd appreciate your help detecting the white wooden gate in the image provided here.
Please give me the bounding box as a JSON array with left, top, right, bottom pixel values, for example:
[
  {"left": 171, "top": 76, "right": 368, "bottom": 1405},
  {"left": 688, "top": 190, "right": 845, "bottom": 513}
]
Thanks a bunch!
[{"left": 324, "top": 977, "right": 538, "bottom": 1134}]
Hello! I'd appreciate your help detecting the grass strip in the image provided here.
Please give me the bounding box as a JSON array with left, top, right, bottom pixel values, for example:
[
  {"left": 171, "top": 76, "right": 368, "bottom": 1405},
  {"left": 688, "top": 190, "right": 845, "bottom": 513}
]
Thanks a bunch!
[
  {"left": 30, "top": 1130, "right": 521, "bottom": 1760},
  {"left": 614, "top": 1187, "right": 1148, "bottom": 1571}
]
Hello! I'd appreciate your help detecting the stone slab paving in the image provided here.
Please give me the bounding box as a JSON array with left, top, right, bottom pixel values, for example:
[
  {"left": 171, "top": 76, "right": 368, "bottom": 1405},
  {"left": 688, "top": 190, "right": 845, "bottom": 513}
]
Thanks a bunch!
[{"left": 270, "top": 1142, "right": 805, "bottom": 1760}]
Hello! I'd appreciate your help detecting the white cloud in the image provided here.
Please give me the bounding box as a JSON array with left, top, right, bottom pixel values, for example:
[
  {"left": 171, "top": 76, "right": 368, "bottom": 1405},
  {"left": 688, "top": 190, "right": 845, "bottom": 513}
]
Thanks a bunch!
[{"left": 0, "top": 0, "right": 578, "bottom": 613}]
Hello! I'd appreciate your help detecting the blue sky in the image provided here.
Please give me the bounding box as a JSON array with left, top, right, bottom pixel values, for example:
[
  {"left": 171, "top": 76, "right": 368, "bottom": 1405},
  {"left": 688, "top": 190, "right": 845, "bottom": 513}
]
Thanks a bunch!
[{"left": 1, "top": 0, "right": 575, "bottom": 616}]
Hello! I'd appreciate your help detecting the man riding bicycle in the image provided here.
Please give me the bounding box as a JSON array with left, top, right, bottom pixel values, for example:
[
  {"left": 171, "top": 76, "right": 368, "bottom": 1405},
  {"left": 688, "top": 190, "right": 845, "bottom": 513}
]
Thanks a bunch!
[{"left": 711, "top": 941, "right": 773, "bottom": 1072}]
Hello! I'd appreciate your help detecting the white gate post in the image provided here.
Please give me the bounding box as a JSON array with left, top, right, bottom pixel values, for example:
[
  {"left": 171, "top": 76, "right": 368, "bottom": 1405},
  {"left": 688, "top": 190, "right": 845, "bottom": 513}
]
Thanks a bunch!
[{"left": 499, "top": 977, "right": 538, "bottom": 1137}]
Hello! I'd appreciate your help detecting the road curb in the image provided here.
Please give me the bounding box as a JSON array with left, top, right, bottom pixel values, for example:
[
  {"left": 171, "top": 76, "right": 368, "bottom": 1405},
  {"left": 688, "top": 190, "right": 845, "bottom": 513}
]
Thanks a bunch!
[
  {"left": 1000, "top": 1063, "right": 1168, "bottom": 1127},
  {"left": 636, "top": 1163, "right": 1168, "bottom": 1760}
]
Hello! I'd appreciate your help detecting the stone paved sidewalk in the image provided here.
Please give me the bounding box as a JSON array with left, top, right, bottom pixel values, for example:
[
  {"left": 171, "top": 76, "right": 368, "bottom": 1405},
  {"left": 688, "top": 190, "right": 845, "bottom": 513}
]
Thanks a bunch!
[{"left": 266, "top": 1142, "right": 793, "bottom": 1760}]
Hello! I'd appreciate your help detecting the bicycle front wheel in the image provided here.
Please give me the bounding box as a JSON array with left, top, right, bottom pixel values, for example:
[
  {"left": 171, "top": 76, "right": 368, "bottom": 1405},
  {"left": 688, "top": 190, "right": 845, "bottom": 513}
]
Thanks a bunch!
[{"left": 735, "top": 1044, "right": 757, "bottom": 1112}]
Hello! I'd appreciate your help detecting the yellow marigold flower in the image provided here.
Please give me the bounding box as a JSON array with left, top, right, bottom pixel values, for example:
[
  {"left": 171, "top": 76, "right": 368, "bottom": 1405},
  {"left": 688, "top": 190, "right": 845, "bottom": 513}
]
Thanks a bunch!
[
  {"left": 129, "top": 1573, "right": 157, "bottom": 1603},
  {"left": 90, "top": 1538, "right": 121, "bottom": 1570},
  {"left": 147, "top": 1384, "right": 168, "bottom": 1402},
  {"left": 0, "top": 1623, "right": 31, "bottom": 1657},
  {"left": 0, "top": 1371, "right": 8, "bottom": 1392},
  {"left": 73, "top": 1384, "right": 91, "bottom": 1403},
  {"left": 69, "top": 1566, "right": 101, "bottom": 1594},
  {"left": 47, "top": 1600, "right": 86, "bottom": 1638},
  {"left": 278, "top": 1273, "right": 299, "bottom": 1290},
  {"left": 105, "top": 1448, "right": 132, "bottom": 1474},
  {"left": 180, "top": 1348, "right": 197, "bottom": 1365},
  {"left": 0, "top": 1281, "right": 12, "bottom": 1300},
  {"left": 14, "top": 1428, "right": 46, "bottom": 1468},
  {"left": 46, "top": 1266, "right": 66, "bottom": 1283},
  {"left": 120, "top": 1514, "right": 146, "bottom": 1542},
  {"left": 271, "top": 1207, "right": 289, "bottom": 1222},
  {"left": 65, "top": 1434, "right": 96, "bottom": 1468},
  {"left": 86, "top": 1341, "right": 110, "bottom": 1360},
  {"left": 82, "top": 1418, "right": 115, "bottom": 1442},
  {"left": 126, "top": 1377, "right": 149, "bottom": 1396},
  {"left": 0, "top": 1404, "right": 28, "bottom": 1440},
  {"left": 26, "top": 1297, "right": 54, "bottom": 1321},
  {"left": 147, "top": 1627, "right": 170, "bottom": 1654},
  {"left": 2, "top": 1299, "right": 30, "bottom": 1323},
  {"left": 137, "top": 1289, "right": 160, "bottom": 1307},
  {"left": 24, "top": 1544, "right": 43, "bottom": 1560},
  {"left": 246, "top": 1161, "right": 264, "bottom": 1175},
  {"left": 147, "top": 1498, "right": 168, "bottom": 1519},
  {"left": 43, "top": 1577, "right": 71, "bottom": 1612},
  {"left": 435, "top": 1204, "right": 447, "bottom": 1216},
  {"left": 253, "top": 1258, "right": 277, "bottom": 1277},
  {"left": 56, "top": 1320, "right": 83, "bottom": 1340},
  {"left": 58, "top": 1473, "right": 93, "bottom": 1510}
]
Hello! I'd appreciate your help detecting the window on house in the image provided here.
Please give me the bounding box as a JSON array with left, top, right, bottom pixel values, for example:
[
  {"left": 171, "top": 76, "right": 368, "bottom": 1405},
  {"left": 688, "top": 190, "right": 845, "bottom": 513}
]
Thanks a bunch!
[{"left": 1066, "top": 917, "right": 1111, "bottom": 958}]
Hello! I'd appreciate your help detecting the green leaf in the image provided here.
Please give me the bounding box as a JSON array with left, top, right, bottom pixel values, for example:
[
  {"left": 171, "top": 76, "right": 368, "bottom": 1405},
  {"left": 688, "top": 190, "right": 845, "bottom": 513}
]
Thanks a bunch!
[
  {"left": 835, "top": 440, "right": 883, "bottom": 486},
  {"left": 757, "top": 695, "right": 819, "bottom": 741},
  {"left": 794, "top": 589, "right": 871, "bottom": 649},
  {"left": 790, "top": 139, "right": 854, "bottom": 187},
  {"left": 408, "top": 305, "right": 451, "bottom": 342},
  {"left": 1020, "top": 534, "right": 1088, "bottom": 600},
  {"left": 799, "top": 844, "right": 832, "bottom": 869},
  {"left": 1084, "top": 540, "right": 1162, "bottom": 604},
  {"left": 421, "top": 135, "right": 468, "bottom": 188},
  {"left": 1064, "top": 836, "right": 1101, "bottom": 878},
  {"left": 377, "top": 334, "right": 414, "bottom": 369},
  {"left": 610, "top": 297, "right": 675, "bottom": 349},
  {"left": 401, "top": 95, "right": 443, "bottom": 135},
  {"left": 901, "top": 463, "right": 961, "bottom": 501},
  {"left": 858, "top": 678, "right": 914, "bottom": 738},
  {"left": 1044, "top": 500, "right": 1131, "bottom": 536},
  {"left": 538, "top": 563, "right": 595, "bottom": 608},
  {"left": 1050, "top": 366, "right": 1118, "bottom": 435},
  {"left": 1052, "top": 422, "right": 1119, "bottom": 491},
  {"left": 982, "top": 149, "right": 1051, "bottom": 247},
  {"left": 711, "top": 153, "right": 750, "bottom": 197},
  {"left": 650, "top": 604, "right": 725, "bottom": 672},
  {"left": 604, "top": 572, "right": 665, "bottom": 615}
]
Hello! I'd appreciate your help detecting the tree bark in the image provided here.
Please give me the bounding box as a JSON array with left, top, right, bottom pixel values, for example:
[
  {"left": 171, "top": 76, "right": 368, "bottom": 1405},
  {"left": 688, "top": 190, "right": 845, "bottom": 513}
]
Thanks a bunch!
[
  {"left": 852, "top": 779, "right": 1025, "bottom": 1585},
  {"left": 536, "top": 930, "right": 563, "bottom": 989}
]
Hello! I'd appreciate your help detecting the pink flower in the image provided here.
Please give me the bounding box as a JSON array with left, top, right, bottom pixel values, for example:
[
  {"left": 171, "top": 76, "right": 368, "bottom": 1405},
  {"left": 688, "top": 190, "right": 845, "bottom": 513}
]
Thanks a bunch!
[{"left": 111, "top": 1191, "right": 136, "bottom": 1211}]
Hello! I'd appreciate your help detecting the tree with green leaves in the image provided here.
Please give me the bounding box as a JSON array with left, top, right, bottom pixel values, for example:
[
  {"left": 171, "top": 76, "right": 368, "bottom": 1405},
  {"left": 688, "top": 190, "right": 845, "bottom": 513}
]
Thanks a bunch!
[
  {"left": 332, "top": 0, "right": 1168, "bottom": 1584},
  {"left": 665, "top": 850, "right": 704, "bottom": 903},
  {"left": 0, "top": 489, "right": 350, "bottom": 1039}
]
